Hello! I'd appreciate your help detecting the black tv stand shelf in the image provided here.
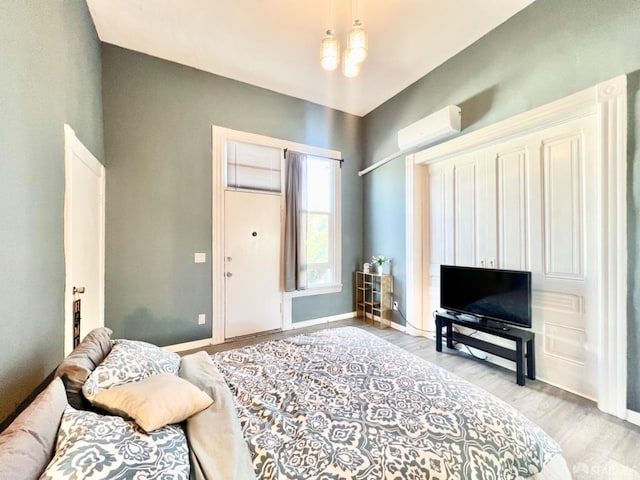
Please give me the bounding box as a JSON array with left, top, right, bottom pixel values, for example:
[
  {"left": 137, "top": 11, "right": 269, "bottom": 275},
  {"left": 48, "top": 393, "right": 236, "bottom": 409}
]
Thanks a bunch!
[{"left": 435, "top": 312, "right": 535, "bottom": 386}]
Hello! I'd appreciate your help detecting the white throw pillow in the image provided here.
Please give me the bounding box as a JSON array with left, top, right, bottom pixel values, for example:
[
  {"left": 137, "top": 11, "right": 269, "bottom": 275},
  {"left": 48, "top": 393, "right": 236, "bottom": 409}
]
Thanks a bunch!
[{"left": 90, "top": 373, "right": 213, "bottom": 432}]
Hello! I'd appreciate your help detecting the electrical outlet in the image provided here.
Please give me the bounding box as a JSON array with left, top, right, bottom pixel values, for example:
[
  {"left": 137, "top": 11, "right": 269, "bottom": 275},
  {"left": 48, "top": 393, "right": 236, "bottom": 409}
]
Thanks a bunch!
[
  {"left": 198, "top": 314, "right": 206, "bottom": 325},
  {"left": 393, "top": 301, "right": 399, "bottom": 311}
]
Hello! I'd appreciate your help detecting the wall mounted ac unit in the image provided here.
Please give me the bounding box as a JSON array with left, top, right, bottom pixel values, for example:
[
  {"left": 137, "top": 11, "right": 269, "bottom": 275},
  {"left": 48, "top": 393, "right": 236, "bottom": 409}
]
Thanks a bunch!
[{"left": 397, "top": 105, "right": 461, "bottom": 150}]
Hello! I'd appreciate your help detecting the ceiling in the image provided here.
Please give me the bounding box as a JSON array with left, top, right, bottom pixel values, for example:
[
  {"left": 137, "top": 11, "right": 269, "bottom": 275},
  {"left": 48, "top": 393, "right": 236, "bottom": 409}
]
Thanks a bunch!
[{"left": 86, "top": 0, "right": 536, "bottom": 117}]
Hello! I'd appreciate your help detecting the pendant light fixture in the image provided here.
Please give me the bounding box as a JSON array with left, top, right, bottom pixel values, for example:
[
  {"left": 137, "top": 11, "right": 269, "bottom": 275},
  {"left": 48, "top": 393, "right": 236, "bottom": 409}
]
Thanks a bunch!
[
  {"left": 320, "top": 30, "right": 340, "bottom": 70},
  {"left": 346, "top": 18, "right": 368, "bottom": 64},
  {"left": 320, "top": 0, "right": 368, "bottom": 78},
  {"left": 342, "top": 55, "right": 360, "bottom": 78}
]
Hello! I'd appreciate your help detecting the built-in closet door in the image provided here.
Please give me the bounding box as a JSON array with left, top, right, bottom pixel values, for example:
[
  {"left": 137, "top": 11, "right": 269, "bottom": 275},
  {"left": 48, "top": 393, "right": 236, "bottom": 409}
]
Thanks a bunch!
[
  {"left": 424, "top": 150, "right": 496, "bottom": 323},
  {"left": 426, "top": 114, "right": 599, "bottom": 400},
  {"left": 527, "top": 117, "right": 599, "bottom": 399}
]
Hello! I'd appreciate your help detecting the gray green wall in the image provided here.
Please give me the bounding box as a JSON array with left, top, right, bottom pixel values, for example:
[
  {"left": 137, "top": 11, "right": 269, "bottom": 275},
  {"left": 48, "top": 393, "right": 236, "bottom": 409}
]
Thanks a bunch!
[
  {"left": 0, "top": 1, "right": 103, "bottom": 424},
  {"left": 101, "top": 45, "right": 363, "bottom": 345},
  {"left": 362, "top": 0, "right": 640, "bottom": 411}
]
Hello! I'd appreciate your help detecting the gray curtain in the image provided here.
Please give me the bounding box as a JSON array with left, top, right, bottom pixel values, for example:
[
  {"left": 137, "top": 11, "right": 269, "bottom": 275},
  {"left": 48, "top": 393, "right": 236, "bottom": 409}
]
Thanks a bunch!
[{"left": 284, "top": 150, "right": 307, "bottom": 292}]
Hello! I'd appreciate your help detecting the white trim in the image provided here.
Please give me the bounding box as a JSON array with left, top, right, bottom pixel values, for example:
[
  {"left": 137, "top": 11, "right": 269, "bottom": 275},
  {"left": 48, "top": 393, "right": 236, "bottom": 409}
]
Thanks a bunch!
[
  {"left": 211, "top": 128, "right": 225, "bottom": 344},
  {"left": 287, "top": 311, "right": 355, "bottom": 330},
  {"left": 63, "top": 124, "right": 105, "bottom": 357},
  {"left": 406, "top": 75, "right": 627, "bottom": 419},
  {"left": 212, "top": 126, "right": 342, "bottom": 342},
  {"left": 284, "top": 284, "right": 343, "bottom": 298},
  {"left": 626, "top": 409, "right": 640, "bottom": 427},
  {"left": 595, "top": 76, "right": 628, "bottom": 418},
  {"left": 214, "top": 126, "right": 341, "bottom": 161},
  {"left": 163, "top": 338, "right": 213, "bottom": 353},
  {"left": 404, "top": 154, "right": 424, "bottom": 336}
]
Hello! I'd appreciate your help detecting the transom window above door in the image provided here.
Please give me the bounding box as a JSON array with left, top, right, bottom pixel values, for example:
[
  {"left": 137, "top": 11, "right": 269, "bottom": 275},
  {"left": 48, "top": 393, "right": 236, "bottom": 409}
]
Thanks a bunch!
[{"left": 225, "top": 140, "right": 281, "bottom": 193}]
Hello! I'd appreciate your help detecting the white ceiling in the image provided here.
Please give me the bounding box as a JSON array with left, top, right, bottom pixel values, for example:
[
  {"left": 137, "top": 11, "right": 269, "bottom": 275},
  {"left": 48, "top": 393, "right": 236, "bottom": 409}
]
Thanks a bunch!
[{"left": 87, "top": 0, "right": 536, "bottom": 117}]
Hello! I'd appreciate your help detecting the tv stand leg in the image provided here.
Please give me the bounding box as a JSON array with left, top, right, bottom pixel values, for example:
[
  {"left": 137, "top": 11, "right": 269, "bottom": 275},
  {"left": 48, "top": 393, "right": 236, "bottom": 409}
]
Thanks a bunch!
[
  {"left": 516, "top": 339, "right": 525, "bottom": 386},
  {"left": 445, "top": 322, "right": 454, "bottom": 349},
  {"left": 435, "top": 316, "right": 443, "bottom": 352},
  {"left": 526, "top": 338, "right": 536, "bottom": 380}
]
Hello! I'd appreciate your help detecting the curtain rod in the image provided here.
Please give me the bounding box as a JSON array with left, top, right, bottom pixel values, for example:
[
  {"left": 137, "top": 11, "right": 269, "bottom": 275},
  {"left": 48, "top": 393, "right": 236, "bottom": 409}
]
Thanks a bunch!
[{"left": 284, "top": 148, "right": 344, "bottom": 168}]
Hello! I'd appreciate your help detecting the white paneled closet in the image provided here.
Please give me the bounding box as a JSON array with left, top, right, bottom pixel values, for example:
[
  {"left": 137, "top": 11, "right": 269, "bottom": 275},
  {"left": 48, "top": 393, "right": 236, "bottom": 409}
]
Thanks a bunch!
[
  {"left": 425, "top": 116, "right": 598, "bottom": 399},
  {"left": 405, "top": 76, "right": 627, "bottom": 418}
]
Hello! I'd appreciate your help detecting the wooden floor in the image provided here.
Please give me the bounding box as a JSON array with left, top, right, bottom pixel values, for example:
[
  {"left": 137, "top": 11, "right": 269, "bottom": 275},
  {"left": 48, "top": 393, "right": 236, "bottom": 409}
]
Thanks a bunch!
[{"left": 182, "top": 319, "right": 640, "bottom": 479}]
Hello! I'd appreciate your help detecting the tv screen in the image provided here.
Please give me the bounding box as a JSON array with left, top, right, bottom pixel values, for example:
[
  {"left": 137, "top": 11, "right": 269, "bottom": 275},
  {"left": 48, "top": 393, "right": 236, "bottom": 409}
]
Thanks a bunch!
[{"left": 440, "top": 265, "right": 532, "bottom": 328}]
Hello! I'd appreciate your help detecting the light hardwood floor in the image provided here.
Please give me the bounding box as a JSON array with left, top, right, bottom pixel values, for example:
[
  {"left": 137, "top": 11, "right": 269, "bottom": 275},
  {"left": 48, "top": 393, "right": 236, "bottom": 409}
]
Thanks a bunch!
[{"left": 182, "top": 319, "right": 640, "bottom": 479}]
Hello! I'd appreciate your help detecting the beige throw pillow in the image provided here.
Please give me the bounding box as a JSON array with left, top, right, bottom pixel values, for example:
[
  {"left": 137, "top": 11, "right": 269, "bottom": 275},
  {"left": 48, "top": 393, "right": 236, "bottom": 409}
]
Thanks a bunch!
[{"left": 90, "top": 373, "right": 213, "bottom": 432}]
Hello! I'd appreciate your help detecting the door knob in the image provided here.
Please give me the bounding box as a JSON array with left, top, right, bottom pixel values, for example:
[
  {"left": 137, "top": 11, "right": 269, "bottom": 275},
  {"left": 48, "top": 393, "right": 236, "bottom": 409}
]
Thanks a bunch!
[
  {"left": 226, "top": 272, "right": 233, "bottom": 277},
  {"left": 73, "top": 286, "right": 86, "bottom": 295}
]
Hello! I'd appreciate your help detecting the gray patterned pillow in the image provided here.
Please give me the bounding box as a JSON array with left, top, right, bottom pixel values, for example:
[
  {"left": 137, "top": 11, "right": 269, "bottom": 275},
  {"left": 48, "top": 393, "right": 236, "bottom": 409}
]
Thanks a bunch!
[
  {"left": 82, "top": 339, "right": 180, "bottom": 401},
  {"left": 39, "top": 406, "right": 189, "bottom": 479}
]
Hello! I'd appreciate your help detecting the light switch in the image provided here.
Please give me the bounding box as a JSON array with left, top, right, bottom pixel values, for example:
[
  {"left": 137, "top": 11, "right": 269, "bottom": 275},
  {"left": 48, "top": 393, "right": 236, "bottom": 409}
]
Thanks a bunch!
[
  {"left": 198, "top": 314, "right": 206, "bottom": 325},
  {"left": 194, "top": 253, "right": 206, "bottom": 264}
]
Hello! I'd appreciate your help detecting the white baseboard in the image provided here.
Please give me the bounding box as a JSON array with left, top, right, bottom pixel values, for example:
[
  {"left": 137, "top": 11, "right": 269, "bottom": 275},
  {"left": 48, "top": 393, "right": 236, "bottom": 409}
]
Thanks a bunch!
[
  {"left": 390, "top": 321, "right": 406, "bottom": 333},
  {"left": 626, "top": 409, "right": 640, "bottom": 426},
  {"left": 289, "top": 311, "right": 355, "bottom": 330},
  {"left": 163, "top": 338, "right": 213, "bottom": 353}
]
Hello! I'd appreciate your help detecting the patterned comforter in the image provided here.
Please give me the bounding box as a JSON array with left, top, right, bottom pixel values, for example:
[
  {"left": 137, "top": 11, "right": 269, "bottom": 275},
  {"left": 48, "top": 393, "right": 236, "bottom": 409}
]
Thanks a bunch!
[{"left": 211, "top": 327, "right": 570, "bottom": 480}]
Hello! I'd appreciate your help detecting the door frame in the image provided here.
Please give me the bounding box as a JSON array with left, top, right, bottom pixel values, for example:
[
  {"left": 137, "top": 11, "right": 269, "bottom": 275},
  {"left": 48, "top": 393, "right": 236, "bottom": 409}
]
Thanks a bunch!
[
  {"left": 63, "top": 124, "right": 105, "bottom": 356},
  {"left": 211, "top": 126, "right": 342, "bottom": 344},
  {"left": 405, "top": 76, "right": 628, "bottom": 419}
]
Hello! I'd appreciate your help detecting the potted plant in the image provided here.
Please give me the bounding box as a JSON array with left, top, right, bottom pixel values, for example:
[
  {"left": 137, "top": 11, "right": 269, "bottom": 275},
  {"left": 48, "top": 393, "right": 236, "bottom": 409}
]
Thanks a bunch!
[{"left": 371, "top": 255, "right": 391, "bottom": 274}]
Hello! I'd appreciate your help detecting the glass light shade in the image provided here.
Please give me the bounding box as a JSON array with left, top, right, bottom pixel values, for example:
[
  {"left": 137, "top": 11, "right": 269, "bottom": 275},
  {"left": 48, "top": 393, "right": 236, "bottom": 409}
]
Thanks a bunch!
[
  {"left": 347, "top": 19, "right": 367, "bottom": 64},
  {"left": 342, "top": 55, "right": 360, "bottom": 78},
  {"left": 320, "top": 30, "right": 340, "bottom": 70}
]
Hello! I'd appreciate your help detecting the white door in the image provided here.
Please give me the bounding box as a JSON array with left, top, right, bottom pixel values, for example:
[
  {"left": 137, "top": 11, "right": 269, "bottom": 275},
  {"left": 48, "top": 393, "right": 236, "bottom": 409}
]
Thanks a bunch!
[
  {"left": 224, "top": 190, "right": 282, "bottom": 338},
  {"left": 63, "top": 125, "right": 105, "bottom": 356},
  {"left": 526, "top": 117, "right": 599, "bottom": 400}
]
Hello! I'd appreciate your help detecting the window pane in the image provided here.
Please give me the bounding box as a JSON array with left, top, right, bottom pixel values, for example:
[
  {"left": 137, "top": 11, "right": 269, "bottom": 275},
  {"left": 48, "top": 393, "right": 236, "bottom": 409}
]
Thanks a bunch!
[
  {"left": 306, "top": 157, "right": 331, "bottom": 212},
  {"left": 306, "top": 213, "right": 328, "bottom": 264},
  {"left": 307, "top": 268, "right": 330, "bottom": 287},
  {"left": 226, "top": 141, "right": 281, "bottom": 192}
]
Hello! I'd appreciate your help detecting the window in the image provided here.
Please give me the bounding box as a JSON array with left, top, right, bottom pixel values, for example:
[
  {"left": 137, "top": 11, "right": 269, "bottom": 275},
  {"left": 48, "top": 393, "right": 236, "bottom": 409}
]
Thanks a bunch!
[
  {"left": 302, "top": 155, "right": 340, "bottom": 290},
  {"left": 225, "top": 141, "right": 281, "bottom": 193}
]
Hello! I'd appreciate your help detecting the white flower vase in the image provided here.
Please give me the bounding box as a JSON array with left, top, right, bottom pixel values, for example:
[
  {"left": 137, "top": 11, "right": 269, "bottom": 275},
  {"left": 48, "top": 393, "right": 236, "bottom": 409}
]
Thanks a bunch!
[{"left": 376, "top": 264, "right": 383, "bottom": 274}]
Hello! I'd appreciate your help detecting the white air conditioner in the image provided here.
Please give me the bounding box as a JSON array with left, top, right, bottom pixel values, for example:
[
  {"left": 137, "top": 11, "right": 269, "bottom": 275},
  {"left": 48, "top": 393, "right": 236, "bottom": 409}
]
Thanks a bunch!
[{"left": 397, "top": 105, "right": 461, "bottom": 150}]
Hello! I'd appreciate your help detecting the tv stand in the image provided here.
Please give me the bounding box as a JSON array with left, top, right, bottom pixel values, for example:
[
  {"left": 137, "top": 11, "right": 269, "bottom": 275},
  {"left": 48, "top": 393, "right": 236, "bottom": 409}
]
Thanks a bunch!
[{"left": 435, "top": 312, "right": 535, "bottom": 386}]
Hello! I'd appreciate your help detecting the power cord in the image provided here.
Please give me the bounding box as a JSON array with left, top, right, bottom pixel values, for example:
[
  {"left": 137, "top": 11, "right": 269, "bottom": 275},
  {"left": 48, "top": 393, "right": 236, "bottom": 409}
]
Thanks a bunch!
[
  {"left": 393, "top": 306, "right": 487, "bottom": 360},
  {"left": 451, "top": 326, "right": 487, "bottom": 360},
  {"left": 425, "top": 310, "right": 487, "bottom": 360}
]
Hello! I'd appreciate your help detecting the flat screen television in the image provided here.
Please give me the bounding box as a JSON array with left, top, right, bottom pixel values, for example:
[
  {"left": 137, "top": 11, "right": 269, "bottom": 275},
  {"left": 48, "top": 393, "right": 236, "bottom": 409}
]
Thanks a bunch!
[{"left": 440, "top": 265, "right": 532, "bottom": 328}]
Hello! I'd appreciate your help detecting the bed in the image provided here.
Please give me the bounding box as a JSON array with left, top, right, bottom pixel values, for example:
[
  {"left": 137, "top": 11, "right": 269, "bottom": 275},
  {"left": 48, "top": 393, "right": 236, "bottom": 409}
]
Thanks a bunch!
[
  {"left": 0, "top": 326, "right": 571, "bottom": 480},
  {"left": 209, "top": 326, "right": 571, "bottom": 479}
]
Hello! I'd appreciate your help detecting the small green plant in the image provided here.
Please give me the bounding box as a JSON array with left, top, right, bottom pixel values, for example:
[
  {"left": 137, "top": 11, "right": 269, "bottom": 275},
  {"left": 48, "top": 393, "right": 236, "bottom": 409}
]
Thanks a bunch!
[{"left": 371, "top": 255, "right": 391, "bottom": 266}]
